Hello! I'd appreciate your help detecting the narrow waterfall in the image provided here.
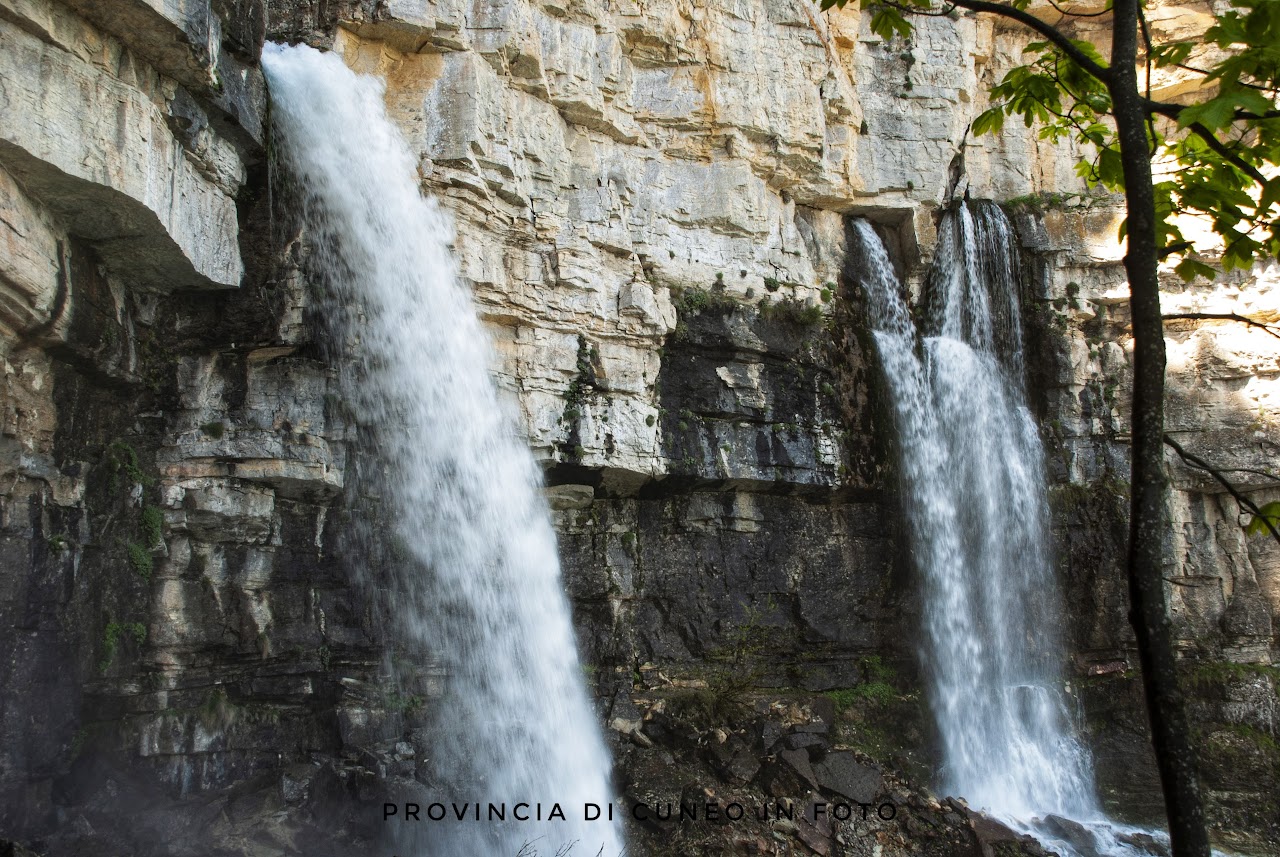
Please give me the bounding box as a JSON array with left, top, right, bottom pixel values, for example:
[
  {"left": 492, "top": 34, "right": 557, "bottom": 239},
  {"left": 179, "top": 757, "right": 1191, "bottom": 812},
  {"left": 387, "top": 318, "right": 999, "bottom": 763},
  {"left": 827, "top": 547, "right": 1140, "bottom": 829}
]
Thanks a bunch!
[
  {"left": 262, "top": 45, "right": 624, "bottom": 857},
  {"left": 853, "top": 206, "right": 1165, "bottom": 857}
]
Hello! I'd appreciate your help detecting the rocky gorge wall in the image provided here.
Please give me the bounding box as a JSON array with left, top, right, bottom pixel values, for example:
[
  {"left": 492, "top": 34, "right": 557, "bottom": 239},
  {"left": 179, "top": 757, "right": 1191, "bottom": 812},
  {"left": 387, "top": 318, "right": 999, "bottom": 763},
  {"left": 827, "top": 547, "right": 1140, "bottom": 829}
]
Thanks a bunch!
[{"left": 0, "top": 0, "right": 1276, "bottom": 854}]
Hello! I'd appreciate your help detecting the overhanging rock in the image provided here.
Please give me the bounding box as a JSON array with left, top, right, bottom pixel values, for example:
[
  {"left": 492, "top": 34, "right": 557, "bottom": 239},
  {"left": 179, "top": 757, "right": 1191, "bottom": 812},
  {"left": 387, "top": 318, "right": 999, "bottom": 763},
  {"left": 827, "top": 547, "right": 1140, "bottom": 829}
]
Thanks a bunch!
[{"left": 0, "top": 12, "right": 244, "bottom": 291}]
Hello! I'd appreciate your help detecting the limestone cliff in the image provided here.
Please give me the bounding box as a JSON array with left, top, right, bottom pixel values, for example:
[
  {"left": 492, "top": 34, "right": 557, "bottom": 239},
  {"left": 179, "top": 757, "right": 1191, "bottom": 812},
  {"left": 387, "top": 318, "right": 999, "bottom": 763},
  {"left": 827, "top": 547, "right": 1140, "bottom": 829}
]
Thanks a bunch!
[{"left": 0, "top": 0, "right": 1276, "bottom": 854}]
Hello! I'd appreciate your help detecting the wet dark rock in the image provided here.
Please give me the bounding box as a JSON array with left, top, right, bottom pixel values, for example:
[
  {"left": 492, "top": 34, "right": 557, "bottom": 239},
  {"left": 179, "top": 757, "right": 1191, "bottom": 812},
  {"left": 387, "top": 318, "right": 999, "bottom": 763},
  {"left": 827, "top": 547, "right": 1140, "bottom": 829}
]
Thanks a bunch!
[
  {"left": 724, "top": 749, "right": 762, "bottom": 786},
  {"left": 952, "top": 802, "right": 1055, "bottom": 857},
  {"left": 795, "top": 809, "right": 835, "bottom": 856},
  {"left": 806, "top": 697, "right": 838, "bottom": 731},
  {"left": 1115, "top": 830, "right": 1171, "bottom": 857},
  {"left": 279, "top": 766, "right": 311, "bottom": 804},
  {"left": 610, "top": 688, "right": 642, "bottom": 722},
  {"left": 781, "top": 730, "right": 829, "bottom": 756},
  {"left": 707, "top": 735, "right": 761, "bottom": 785},
  {"left": 1039, "top": 814, "right": 1103, "bottom": 857},
  {"left": 813, "top": 750, "right": 882, "bottom": 803},
  {"left": 760, "top": 719, "right": 785, "bottom": 753},
  {"left": 757, "top": 748, "right": 821, "bottom": 798}
]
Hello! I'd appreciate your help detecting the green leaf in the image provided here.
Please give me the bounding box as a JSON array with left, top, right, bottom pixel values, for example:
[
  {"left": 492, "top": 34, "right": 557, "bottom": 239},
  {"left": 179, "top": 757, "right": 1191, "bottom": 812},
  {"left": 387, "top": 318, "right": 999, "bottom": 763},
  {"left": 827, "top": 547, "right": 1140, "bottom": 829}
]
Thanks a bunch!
[
  {"left": 869, "top": 7, "right": 913, "bottom": 40},
  {"left": 1245, "top": 501, "right": 1280, "bottom": 537},
  {"left": 1068, "top": 38, "right": 1108, "bottom": 68},
  {"left": 1152, "top": 41, "right": 1194, "bottom": 68},
  {"left": 1260, "top": 178, "right": 1280, "bottom": 211},
  {"left": 1179, "top": 97, "right": 1236, "bottom": 131},
  {"left": 1233, "top": 89, "right": 1274, "bottom": 117},
  {"left": 1174, "top": 258, "right": 1217, "bottom": 282},
  {"left": 972, "top": 107, "right": 1006, "bottom": 138},
  {"left": 1097, "top": 147, "right": 1125, "bottom": 189}
]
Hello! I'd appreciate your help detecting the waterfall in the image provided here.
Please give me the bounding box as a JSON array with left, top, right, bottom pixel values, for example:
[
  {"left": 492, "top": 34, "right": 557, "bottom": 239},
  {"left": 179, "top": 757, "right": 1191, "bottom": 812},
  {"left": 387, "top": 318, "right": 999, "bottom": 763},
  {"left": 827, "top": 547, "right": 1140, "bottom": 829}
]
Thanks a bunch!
[
  {"left": 854, "top": 206, "right": 1168, "bottom": 857},
  {"left": 262, "top": 44, "right": 624, "bottom": 857}
]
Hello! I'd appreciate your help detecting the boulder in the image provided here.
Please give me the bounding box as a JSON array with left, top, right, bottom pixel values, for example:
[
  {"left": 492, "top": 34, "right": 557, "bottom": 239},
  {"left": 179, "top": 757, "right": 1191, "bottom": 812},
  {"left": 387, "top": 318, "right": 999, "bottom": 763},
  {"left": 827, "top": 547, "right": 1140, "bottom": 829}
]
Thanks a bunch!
[
  {"left": 812, "top": 751, "right": 881, "bottom": 803},
  {"left": 757, "top": 748, "right": 820, "bottom": 798}
]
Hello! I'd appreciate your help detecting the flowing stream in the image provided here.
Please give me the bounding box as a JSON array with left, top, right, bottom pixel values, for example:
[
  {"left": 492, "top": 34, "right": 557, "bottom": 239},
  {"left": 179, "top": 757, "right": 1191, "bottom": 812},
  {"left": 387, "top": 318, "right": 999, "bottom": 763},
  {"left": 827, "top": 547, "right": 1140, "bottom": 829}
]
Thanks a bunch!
[
  {"left": 263, "top": 44, "right": 624, "bottom": 857},
  {"left": 854, "top": 205, "right": 1168, "bottom": 857}
]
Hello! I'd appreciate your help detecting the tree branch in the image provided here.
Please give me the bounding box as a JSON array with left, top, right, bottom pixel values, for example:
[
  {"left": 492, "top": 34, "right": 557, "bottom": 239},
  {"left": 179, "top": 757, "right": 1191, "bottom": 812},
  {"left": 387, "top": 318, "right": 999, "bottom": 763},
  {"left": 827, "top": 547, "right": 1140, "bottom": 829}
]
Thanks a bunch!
[
  {"left": 1043, "top": 0, "right": 1113, "bottom": 18},
  {"left": 1144, "top": 98, "right": 1280, "bottom": 124},
  {"left": 1138, "top": 4, "right": 1157, "bottom": 156},
  {"left": 1166, "top": 59, "right": 1280, "bottom": 96},
  {"left": 1164, "top": 435, "right": 1280, "bottom": 548},
  {"left": 1210, "top": 465, "right": 1280, "bottom": 482},
  {"left": 904, "top": 0, "right": 1115, "bottom": 84},
  {"left": 1233, "top": 109, "right": 1280, "bottom": 121},
  {"left": 1162, "top": 312, "right": 1280, "bottom": 341},
  {"left": 874, "top": 0, "right": 957, "bottom": 17},
  {"left": 1180, "top": 121, "right": 1270, "bottom": 185}
]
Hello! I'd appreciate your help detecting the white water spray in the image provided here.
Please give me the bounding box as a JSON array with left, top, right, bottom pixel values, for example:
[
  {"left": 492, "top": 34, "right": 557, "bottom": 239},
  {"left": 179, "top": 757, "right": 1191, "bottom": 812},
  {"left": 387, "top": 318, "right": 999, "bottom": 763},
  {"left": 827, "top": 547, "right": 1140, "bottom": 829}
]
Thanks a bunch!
[
  {"left": 854, "top": 207, "right": 1169, "bottom": 857},
  {"left": 263, "top": 44, "right": 624, "bottom": 856}
]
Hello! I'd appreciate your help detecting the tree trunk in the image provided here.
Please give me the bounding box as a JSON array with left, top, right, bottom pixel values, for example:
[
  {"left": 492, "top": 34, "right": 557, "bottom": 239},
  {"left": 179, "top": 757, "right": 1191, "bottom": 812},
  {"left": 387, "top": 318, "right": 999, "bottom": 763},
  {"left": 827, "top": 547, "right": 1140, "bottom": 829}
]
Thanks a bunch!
[{"left": 1108, "top": 2, "right": 1211, "bottom": 854}]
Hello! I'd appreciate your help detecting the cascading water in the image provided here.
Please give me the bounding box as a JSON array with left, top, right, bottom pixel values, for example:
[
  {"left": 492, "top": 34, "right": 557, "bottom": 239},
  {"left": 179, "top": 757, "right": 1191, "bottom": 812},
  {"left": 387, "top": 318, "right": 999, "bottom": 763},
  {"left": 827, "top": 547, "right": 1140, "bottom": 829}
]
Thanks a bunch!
[
  {"left": 263, "top": 44, "right": 624, "bottom": 856},
  {"left": 853, "top": 205, "right": 1168, "bottom": 857}
]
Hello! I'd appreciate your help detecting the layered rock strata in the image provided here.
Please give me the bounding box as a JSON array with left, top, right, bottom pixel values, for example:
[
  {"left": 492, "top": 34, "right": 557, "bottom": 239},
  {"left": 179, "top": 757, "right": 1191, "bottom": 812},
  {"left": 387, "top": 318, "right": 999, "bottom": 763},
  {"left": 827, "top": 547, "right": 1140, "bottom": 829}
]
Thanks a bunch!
[{"left": 0, "top": 0, "right": 1276, "bottom": 854}]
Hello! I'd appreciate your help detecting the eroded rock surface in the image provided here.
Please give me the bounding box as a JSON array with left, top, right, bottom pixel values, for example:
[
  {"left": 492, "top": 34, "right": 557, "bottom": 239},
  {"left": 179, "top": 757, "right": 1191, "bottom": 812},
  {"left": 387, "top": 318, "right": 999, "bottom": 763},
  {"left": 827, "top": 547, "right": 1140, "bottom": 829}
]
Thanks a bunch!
[{"left": 0, "top": 0, "right": 1277, "bottom": 854}]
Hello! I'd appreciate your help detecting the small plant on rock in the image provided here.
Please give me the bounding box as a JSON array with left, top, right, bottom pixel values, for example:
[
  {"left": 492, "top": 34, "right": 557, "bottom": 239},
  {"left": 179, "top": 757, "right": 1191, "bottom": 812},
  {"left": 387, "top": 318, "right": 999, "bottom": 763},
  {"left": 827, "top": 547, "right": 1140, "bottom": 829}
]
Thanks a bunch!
[
  {"left": 140, "top": 505, "right": 164, "bottom": 548},
  {"left": 100, "top": 621, "right": 147, "bottom": 672},
  {"left": 851, "top": 655, "right": 897, "bottom": 705},
  {"left": 127, "top": 542, "right": 154, "bottom": 580},
  {"left": 105, "top": 440, "right": 150, "bottom": 488},
  {"left": 665, "top": 602, "right": 783, "bottom": 728}
]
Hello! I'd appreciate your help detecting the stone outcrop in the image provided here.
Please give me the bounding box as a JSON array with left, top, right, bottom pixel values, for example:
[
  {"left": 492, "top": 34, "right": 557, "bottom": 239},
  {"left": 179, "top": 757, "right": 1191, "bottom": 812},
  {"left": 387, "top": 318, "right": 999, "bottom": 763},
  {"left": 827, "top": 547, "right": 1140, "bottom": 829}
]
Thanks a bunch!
[
  {"left": 0, "top": 0, "right": 1276, "bottom": 855},
  {"left": 0, "top": 1, "right": 251, "bottom": 291}
]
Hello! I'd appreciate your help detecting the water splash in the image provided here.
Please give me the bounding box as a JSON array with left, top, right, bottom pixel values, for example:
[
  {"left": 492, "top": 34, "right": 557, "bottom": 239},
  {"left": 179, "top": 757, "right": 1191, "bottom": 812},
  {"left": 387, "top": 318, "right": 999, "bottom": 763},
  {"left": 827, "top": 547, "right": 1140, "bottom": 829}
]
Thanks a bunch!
[
  {"left": 262, "top": 43, "right": 624, "bottom": 857},
  {"left": 853, "top": 207, "right": 1169, "bottom": 857}
]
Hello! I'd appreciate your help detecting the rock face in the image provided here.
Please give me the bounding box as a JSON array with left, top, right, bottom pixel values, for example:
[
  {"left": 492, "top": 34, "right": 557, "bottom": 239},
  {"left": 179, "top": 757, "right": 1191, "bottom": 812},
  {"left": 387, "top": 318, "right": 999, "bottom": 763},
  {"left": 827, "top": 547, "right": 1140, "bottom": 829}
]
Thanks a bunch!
[
  {"left": 0, "top": 0, "right": 1277, "bottom": 855},
  {"left": 1012, "top": 201, "right": 1280, "bottom": 843}
]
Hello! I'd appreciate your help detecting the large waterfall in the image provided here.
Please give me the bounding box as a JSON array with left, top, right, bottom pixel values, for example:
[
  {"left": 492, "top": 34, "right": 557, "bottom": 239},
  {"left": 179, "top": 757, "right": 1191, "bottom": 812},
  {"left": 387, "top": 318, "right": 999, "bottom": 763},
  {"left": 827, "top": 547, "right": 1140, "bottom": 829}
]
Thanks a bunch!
[
  {"left": 854, "top": 206, "right": 1165, "bottom": 857},
  {"left": 263, "top": 45, "right": 624, "bottom": 857}
]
